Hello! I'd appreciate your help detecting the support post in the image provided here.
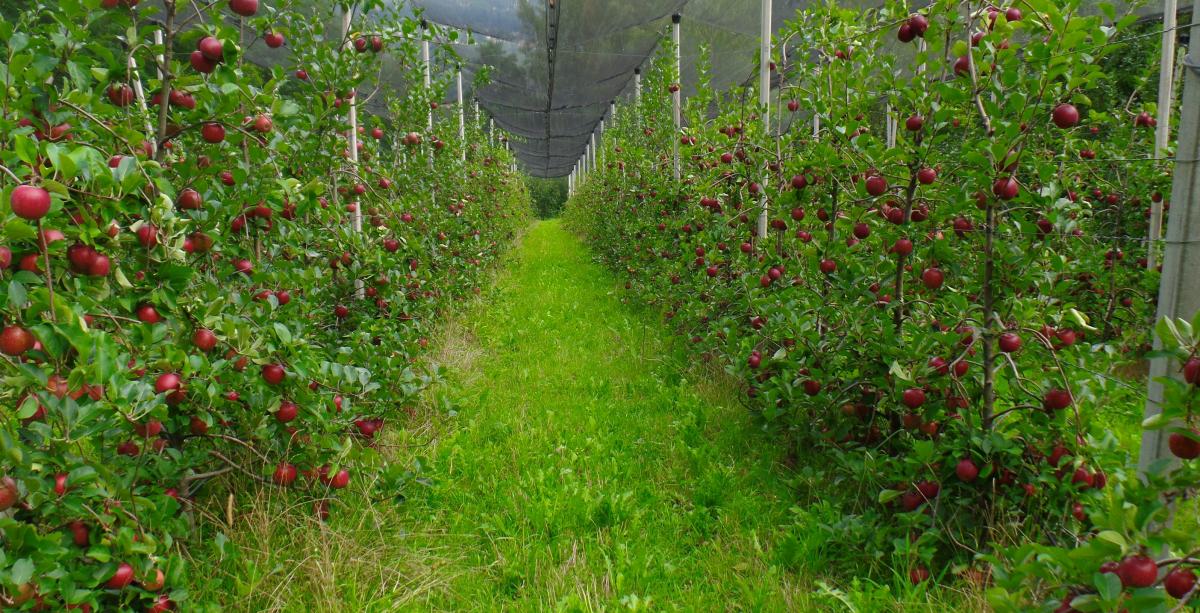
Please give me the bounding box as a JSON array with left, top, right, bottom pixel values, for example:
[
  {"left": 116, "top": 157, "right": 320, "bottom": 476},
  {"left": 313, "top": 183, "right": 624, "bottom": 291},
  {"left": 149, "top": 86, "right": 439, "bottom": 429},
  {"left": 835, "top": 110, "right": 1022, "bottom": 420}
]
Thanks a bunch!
[
  {"left": 1150, "top": 0, "right": 1180, "bottom": 271},
  {"left": 422, "top": 20, "right": 432, "bottom": 132},
  {"left": 1139, "top": 1, "right": 1200, "bottom": 475},
  {"left": 886, "top": 102, "right": 897, "bottom": 148},
  {"left": 598, "top": 119, "right": 604, "bottom": 169},
  {"left": 755, "top": 0, "right": 771, "bottom": 240},
  {"left": 340, "top": 5, "right": 363, "bottom": 298},
  {"left": 456, "top": 66, "right": 466, "bottom": 160},
  {"left": 635, "top": 68, "right": 642, "bottom": 104},
  {"left": 672, "top": 14, "right": 682, "bottom": 182}
]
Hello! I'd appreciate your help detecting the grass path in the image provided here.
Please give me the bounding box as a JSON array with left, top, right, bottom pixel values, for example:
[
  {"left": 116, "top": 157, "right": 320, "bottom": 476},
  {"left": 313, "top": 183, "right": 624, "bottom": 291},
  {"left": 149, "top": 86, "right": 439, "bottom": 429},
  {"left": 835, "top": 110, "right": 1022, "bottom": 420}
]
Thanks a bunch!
[
  {"left": 399, "top": 219, "right": 803, "bottom": 610},
  {"left": 198, "top": 220, "right": 973, "bottom": 611}
]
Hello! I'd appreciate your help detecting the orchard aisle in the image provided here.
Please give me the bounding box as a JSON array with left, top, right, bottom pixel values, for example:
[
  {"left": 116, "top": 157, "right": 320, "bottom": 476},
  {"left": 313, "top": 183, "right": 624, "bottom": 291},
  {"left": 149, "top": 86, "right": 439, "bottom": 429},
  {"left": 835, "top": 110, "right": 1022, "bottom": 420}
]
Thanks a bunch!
[{"left": 393, "top": 219, "right": 806, "bottom": 610}]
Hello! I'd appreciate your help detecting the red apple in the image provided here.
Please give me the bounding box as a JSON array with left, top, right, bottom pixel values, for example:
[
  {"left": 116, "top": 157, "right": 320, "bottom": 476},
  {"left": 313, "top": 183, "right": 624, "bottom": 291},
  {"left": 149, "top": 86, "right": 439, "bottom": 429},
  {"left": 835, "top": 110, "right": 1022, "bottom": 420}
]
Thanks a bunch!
[
  {"left": 1165, "top": 567, "right": 1197, "bottom": 599},
  {"left": 1117, "top": 555, "right": 1158, "bottom": 588},
  {"left": 0, "top": 325, "right": 35, "bottom": 356},
  {"left": 10, "top": 185, "right": 51, "bottom": 220},
  {"left": 1052, "top": 103, "right": 1079, "bottom": 129},
  {"left": 262, "top": 363, "right": 286, "bottom": 385},
  {"left": 229, "top": 0, "right": 257, "bottom": 16},
  {"left": 201, "top": 123, "right": 226, "bottom": 143},
  {"left": 955, "top": 459, "right": 979, "bottom": 482},
  {"left": 106, "top": 562, "right": 135, "bottom": 589},
  {"left": 1168, "top": 430, "right": 1200, "bottom": 460},
  {"left": 197, "top": 36, "right": 223, "bottom": 62}
]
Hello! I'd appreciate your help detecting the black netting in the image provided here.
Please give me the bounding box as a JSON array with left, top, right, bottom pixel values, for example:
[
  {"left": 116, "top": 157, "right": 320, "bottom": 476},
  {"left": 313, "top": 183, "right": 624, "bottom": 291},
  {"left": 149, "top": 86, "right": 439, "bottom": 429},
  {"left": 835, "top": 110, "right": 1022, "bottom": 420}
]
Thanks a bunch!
[{"left": 208, "top": 0, "right": 1166, "bottom": 177}]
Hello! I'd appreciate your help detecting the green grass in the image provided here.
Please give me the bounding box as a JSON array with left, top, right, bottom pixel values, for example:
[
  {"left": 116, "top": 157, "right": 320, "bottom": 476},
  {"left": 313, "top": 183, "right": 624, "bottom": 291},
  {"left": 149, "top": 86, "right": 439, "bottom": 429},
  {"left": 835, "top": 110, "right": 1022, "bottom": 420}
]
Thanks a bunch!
[{"left": 191, "top": 220, "right": 980, "bottom": 611}]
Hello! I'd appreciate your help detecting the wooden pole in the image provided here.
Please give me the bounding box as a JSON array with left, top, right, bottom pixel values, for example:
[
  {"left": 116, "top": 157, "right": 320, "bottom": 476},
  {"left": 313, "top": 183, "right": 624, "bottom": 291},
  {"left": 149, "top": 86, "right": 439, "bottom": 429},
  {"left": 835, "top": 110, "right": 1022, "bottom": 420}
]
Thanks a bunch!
[
  {"left": 755, "top": 0, "right": 772, "bottom": 239},
  {"left": 672, "top": 14, "right": 682, "bottom": 182},
  {"left": 1149, "top": 0, "right": 1180, "bottom": 271},
  {"left": 1139, "top": 0, "right": 1200, "bottom": 475}
]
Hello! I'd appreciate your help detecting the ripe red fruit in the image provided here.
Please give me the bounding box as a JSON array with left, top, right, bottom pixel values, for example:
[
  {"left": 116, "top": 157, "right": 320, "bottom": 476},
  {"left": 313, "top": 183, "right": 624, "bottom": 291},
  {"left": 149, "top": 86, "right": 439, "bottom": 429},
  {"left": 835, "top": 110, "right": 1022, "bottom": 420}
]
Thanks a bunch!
[
  {"left": 262, "top": 363, "right": 286, "bottom": 385},
  {"left": 137, "top": 304, "right": 162, "bottom": 324},
  {"left": 154, "top": 373, "right": 182, "bottom": 394},
  {"left": 909, "top": 566, "right": 930, "bottom": 584},
  {"left": 1165, "top": 567, "right": 1197, "bottom": 599},
  {"left": 992, "top": 177, "right": 1019, "bottom": 200},
  {"left": 998, "top": 332, "right": 1021, "bottom": 353},
  {"left": 1043, "top": 388, "right": 1072, "bottom": 411},
  {"left": 892, "top": 238, "right": 913, "bottom": 256},
  {"left": 136, "top": 224, "right": 159, "bottom": 248},
  {"left": 747, "top": 352, "right": 761, "bottom": 369},
  {"left": 190, "top": 416, "right": 209, "bottom": 435},
  {"left": 905, "top": 115, "right": 924, "bottom": 131},
  {"left": 819, "top": 259, "right": 836, "bottom": 274},
  {"left": 272, "top": 462, "right": 297, "bottom": 485},
  {"left": 328, "top": 469, "right": 350, "bottom": 489},
  {"left": 955, "top": 459, "right": 979, "bottom": 482},
  {"left": 1071, "top": 467, "right": 1094, "bottom": 489},
  {"left": 0, "top": 476, "right": 18, "bottom": 511},
  {"left": 106, "top": 562, "right": 136, "bottom": 589},
  {"left": 921, "top": 268, "right": 944, "bottom": 290},
  {"left": 1052, "top": 104, "right": 1079, "bottom": 129},
  {"left": 953, "top": 55, "right": 971, "bottom": 76},
  {"left": 275, "top": 400, "right": 298, "bottom": 423},
  {"left": 334, "top": 305, "right": 350, "bottom": 319},
  {"left": 107, "top": 84, "right": 134, "bottom": 106},
  {"left": 0, "top": 325, "right": 35, "bottom": 356},
  {"left": 178, "top": 188, "right": 203, "bottom": 210},
  {"left": 916, "top": 167, "right": 936, "bottom": 185},
  {"left": 229, "top": 0, "right": 258, "bottom": 16},
  {"left": 902, "top": 388, "right": 926, "bottom": 409},
  {"left": 1168, "top": 430, "right": 1200, "bottom": 460},
  {"left": 52, "top": 472, "right": 68, "bottom": 495},
  {"left": 916, "top": 480, "right": 940, "bottom": 499},
  {"left": 908, "top": 13, "right": 929, "bottom": 36},
  {"left": 69, "top": 520, "right": 89, "bottom": 547},
  {"left": 10, "top": 185, "right": 52, "bottom": 220},
  {"left": 865, "top": 175, "right": 888, "bottom": 197},
  {"left": 201, "top": 123, "right": 226, "bottom": 143},
  {"left": 1184, "top": 357, "right": 1200, "bottom": 384},
  {"left": 148, "top": 594, "right": 173, "bottom": 613},
  {"left": 193, "top": 329, "right": 217, "bottom": 351},
  {"left": 142, "top": 568, "right": 165, "bottom": 592},
  {"left": 1117, "top": 555, "right": 1158, "bottom": 588},
  {"left": 197, "top": 36, "right": 223, "bottom": 62},
  {"left": 190, "top": 50, "right": 216, "bottom": 73},
  {"left": 253, "top": 115, "right": 272, "bottom": 133},
  {"left": 264, "top": 32, "right": 285, "bottom": 48}
]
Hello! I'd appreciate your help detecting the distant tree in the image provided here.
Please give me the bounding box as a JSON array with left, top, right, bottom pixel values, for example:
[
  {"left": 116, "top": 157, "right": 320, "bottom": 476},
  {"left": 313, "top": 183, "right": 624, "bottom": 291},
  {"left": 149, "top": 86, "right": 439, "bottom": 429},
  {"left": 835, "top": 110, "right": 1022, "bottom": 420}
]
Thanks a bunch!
[{"left": 525, "top": 176, "right": 568, "bottom": 218}]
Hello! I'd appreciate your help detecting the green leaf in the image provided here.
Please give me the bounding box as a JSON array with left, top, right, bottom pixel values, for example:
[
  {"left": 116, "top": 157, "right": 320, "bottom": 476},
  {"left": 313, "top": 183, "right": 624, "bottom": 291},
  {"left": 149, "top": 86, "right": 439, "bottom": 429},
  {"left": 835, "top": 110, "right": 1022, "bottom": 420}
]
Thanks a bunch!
[
  {"left": 8, "top": 280, "right": 27, "bottom": 310},
  {"left": 1094, "top": 530, "right": 1125, "bottom": 550},
  {"left": 1094, "top": 571, "right": 1122, "bottom": 602},
  {"left": 273, "top": 322, "right": 292, "bottom": 344},
  {"left": 11, "top": 558, "right": 34, "bottom": 584},
  {"left": 4, "top": 218, "right": 37, "bottom": 242}
]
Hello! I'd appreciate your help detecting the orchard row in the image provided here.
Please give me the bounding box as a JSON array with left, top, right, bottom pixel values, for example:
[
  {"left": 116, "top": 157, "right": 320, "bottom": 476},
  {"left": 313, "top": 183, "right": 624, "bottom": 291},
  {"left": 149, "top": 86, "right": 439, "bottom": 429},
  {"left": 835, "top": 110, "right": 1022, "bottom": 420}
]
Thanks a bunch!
[
  {"left": 0, "top": 0, "right": 529, "bottom": 610},
  {"left": 566, "top": 1, "right": 1198, "bottom": 611}
]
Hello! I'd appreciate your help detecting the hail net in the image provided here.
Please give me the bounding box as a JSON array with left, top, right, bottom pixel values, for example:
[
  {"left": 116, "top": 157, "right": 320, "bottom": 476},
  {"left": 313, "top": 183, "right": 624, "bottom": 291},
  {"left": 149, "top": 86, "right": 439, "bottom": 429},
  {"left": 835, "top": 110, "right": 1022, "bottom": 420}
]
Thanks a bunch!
[{"left": 216, "top": 0, "right": 1168, "bottom": 178}]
